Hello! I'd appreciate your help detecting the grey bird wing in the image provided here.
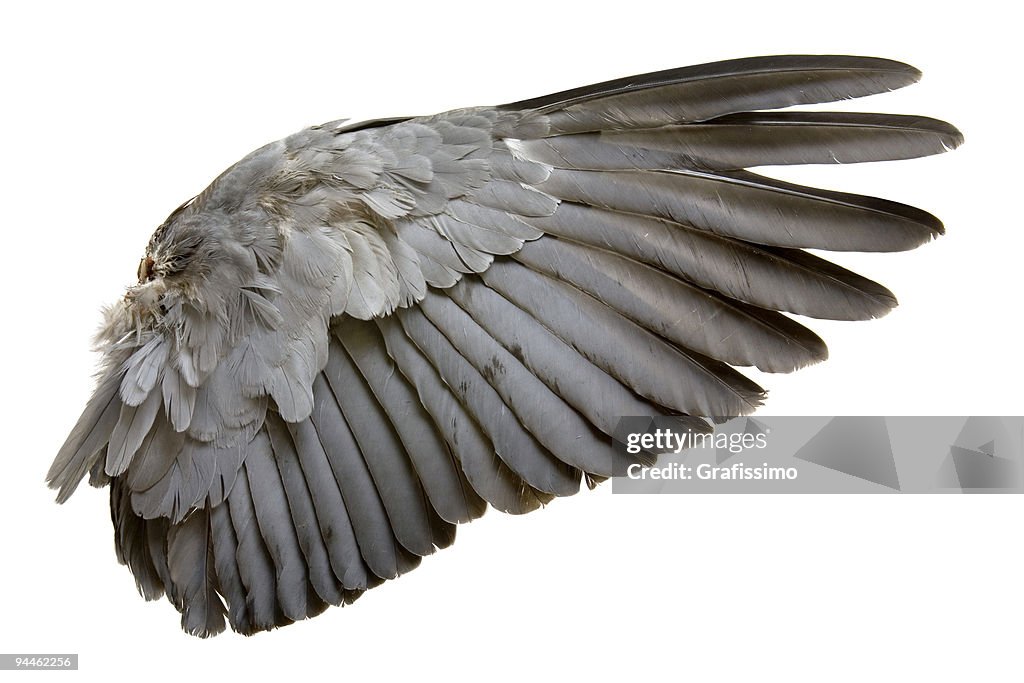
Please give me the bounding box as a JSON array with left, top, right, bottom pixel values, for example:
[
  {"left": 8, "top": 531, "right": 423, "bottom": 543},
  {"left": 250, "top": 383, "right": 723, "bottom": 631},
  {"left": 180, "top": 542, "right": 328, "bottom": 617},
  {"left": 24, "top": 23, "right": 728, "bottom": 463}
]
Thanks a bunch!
[{"left": 47, "top": 55, "right": 962, "bottom": 636}]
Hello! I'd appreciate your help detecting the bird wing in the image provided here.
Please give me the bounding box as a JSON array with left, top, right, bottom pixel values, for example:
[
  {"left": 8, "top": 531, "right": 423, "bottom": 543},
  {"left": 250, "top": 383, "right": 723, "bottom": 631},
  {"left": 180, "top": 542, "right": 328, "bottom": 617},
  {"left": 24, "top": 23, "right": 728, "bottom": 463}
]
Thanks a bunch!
[{"left": 48, "top": 55, "right": 962, "bottom": 636}]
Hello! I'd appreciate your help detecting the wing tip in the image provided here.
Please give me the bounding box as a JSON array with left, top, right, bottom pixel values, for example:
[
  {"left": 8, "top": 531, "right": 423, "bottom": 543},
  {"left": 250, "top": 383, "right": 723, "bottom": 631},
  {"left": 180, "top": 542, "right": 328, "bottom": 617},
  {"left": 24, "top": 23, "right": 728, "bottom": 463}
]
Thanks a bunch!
[{"left": 500, "top": 54, "right": 925, "bottom": 113}]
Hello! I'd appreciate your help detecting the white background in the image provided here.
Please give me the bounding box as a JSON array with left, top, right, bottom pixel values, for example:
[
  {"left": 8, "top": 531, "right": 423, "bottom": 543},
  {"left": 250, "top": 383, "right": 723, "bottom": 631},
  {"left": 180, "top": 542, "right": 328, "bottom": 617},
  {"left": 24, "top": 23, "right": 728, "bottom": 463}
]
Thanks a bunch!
[{"left": 1, "top": 1, "right": 1021, "bottom": 681}]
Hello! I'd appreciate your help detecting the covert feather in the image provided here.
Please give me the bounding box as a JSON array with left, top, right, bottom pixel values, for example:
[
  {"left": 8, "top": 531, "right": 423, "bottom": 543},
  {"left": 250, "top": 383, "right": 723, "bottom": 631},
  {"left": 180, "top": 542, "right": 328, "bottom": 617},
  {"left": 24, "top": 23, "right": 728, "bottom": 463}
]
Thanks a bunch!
[{"left": 47, "top": 55, "right": 962, "bottom": 636}]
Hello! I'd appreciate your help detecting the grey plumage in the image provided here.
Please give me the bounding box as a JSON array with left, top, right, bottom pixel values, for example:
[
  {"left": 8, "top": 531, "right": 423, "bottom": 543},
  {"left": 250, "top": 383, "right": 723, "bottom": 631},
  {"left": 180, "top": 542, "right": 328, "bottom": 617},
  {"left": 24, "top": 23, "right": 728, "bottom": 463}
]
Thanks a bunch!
[
  {"left": 166, "top": 509, "right": 226, "bottom": 637},
  {"left": 398, "top": 304, "right": 581, "bottom": 496},
  {"left": 110, "top": 478, "right": 165, "bottom": 601},
  {"left": 443, "top": 278, "right": 690, "bottom": 442},
  {"left": 336, "top": 317, "right": 486, "bottom": 525},
  {"left": 226, "top": 465, "right": 285, "bottom": 632},
  {"left": 522, "top": 204, "right": 899, "bottom": 320},
  {"left": 47, "top": 54, "right": 962, "bottom": 636},
  {"left": 209, "top": 502, "right": 252, "bottom": 633},
  {"left": 376, "top": 316, "right": 548, "bottom": 515},
  {"left": 323, "top": 338, "right": 439, "bottom": 556},
  {"left": 263, "top": 412, "right": 347, "bottom": 607},
  {"left": 537, "top": 167, "right": 941, "bottom": 252},
  {"left": 511, "top": 237, "right": 828, "bottom": 372},
  {"left": 284, "top": 417, "right": 375, "bottom": 591},
  {"left": 480, "top": 261, "right": 767, "bottom": 416},
  {"left": 309, "top": 374, "right": 406, "bottom": 580},
  {"left": 598, "top": 112, "right": 963, "bottom": 169},
  {"left": 242, "top": 430, "right": 321, "bottom": 622},
  {"left": 507, "top": 55, "right": 925, "bottom": 132}
]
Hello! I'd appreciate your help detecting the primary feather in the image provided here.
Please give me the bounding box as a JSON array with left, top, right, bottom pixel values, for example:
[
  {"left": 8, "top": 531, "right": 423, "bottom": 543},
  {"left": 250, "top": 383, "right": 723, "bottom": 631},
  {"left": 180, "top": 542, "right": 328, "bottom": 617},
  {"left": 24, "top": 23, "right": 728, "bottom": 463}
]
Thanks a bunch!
[{"left": 47, "top": 54, "right": 962, "bottom": 636}]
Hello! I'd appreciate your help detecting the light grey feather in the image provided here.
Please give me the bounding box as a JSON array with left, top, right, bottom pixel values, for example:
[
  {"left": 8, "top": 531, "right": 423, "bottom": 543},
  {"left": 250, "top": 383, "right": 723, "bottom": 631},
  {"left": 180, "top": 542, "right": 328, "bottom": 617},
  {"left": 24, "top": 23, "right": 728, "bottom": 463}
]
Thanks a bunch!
[
  {"left": 480, "top": 260, "right": 765, "bottom": 417},
  {"left": 106, "top": 388, "right": 163, "bottom": 476},
  {"left": 243, "top": 429, "right": 318, "bottom": 622},
  {"left": 393, "top": 218, "right": 478, "bottom": 279},
  {"left": 127, "top": 427, "right": 244, "bottom": 517},
  {"left": 417, "top": 290, "right": 610, "bottom": 478},
  {"left": 120, "top": 337, "right": 169, "bottom": 406},
  {"left": 161, "top": 365, "right": 196, "bottom": 433},
  {"left": 129, "top": 453, "right": 198, "bottom": 523},
  {"left": 123, "top": 416, "right": 185, "bottom": 493},
  {"left": 48, "top": 369, "right": 124, "bottom": 502},
  {"left": 444, "top": 276, "right": 711, "bottom": 440},
  {"left": 446, "top": 200, "right": 544, "bottom": 241},
  {"left": 285, "top": 418, "right": 376, "bottom": 591},
  {"left": 466, "top": 179, "right": 558, "bottom": 217},
  {"left": 322, "top": 338, "right": 436, "bottom": 557},
  {"left": 378, "top": 224, "right": 427, "bottom": 306},
  {"left": 512, "top": 237, "right": 827, "bottom": 372},
  {"left": 335, "top": 317, "right": 485, "bottom": 525},
  {"left": 397, "top": 306, "right": 579, "bottom": 495},
  {"left": 376, "top": 316, "right": 549, "bottom": 514},
  {"left": 488, "top": 145, "right": 552, "bottom": 185},
  {"left": 432, "top": 212, "right": 525, "bottom": 256},
  {"left": 343, "top": 219, "right": 401, "bottom": 320},
  {"left": 309, "top": 374, "right": 403, "bottom": 580}
]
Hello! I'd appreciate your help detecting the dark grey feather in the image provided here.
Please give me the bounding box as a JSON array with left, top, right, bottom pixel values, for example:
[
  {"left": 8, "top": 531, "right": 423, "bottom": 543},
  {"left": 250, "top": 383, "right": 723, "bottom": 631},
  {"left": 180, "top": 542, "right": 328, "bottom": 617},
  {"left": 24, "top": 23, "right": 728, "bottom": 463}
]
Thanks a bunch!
[
  {"left": 515, "top": 113, "right": 963, "bottom": 172},
  {"left": 537, "top": 168, "right": 942, "bottom": 252},
  {"left": 226, "top": 465, "right": 285, "bottom": 632},
  {"left": 507, "top": 55, "right": 922, "bottom": 134},
  {"left": 602, "top": 112, "right": 965, "bottom": 169},
  {"left": 524, "top": 203, "right": 897, "bottom": 320},
  {"left": 209, "top": 502, "right": 252, "bottom": 634},
  {"left": 166, "top": 509, "right": 227, "bottom": 638},
  {"left": 145, "top": 516, "right": 173, "bottom": 604},
  {"left": 110, "top": 478, "right": 165, "bottom": 601}
]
